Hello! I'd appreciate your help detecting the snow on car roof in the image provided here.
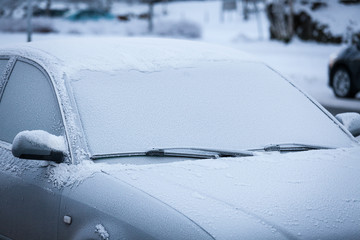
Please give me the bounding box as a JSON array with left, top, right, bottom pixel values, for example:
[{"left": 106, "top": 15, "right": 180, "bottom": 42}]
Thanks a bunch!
[{"left": 0, "top": 37, "right": 258, "bottom": 74}]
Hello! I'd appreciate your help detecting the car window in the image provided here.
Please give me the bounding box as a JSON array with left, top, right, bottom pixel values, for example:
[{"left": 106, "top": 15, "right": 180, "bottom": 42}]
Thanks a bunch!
[{"left": 0, "top": 60, "right": 64, "bottom": 143}]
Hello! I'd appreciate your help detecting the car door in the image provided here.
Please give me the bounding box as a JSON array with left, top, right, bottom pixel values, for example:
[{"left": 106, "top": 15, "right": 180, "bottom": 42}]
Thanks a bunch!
[{"left": 0, "top": 57, "right": 66, "bottom": 240}]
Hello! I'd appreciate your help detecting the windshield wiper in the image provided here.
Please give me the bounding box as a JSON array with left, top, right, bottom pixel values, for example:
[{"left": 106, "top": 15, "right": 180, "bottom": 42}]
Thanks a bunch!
[
  {"left": 249, "top": 143, "right": 332, "bottom": 153},
  {"left": 91, "top": 147, "right": 254, "bottom": 160}
]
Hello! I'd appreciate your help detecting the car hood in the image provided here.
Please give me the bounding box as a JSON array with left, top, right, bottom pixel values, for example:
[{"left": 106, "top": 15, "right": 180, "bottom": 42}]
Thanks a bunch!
[{"left": 97, "top": 147, "right": 360, "bottom": 239}]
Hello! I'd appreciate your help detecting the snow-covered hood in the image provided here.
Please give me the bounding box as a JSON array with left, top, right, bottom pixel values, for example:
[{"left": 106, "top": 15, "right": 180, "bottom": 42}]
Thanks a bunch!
[{"left": 98, "top": 147, "right": 360, "bottom": 239}]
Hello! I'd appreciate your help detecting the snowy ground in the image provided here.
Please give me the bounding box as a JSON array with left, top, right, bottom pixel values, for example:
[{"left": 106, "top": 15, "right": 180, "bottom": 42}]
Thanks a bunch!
[{"left": 0, "top": 0, "right": 359, "bottom": 113}]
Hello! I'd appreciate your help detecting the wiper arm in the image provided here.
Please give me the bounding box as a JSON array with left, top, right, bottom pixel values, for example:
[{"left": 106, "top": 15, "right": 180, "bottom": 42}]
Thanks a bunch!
[
  {"left": 91, "top": 152, "right": 148, "bottom": 160},
  {"left": 250, "top": 143, "right": 332, "bottom": 153},
  {"left": 145, "top": 149, "right": 217, "bottom": 159},
  {"left": 91, "top": 147, "right": 253, "bottom": 160},
  {"left": 147, "top": 148, "right": 253, "bottom": 158}
]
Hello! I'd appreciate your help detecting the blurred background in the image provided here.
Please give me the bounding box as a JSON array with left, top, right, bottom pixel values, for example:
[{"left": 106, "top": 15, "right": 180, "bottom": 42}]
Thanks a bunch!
[{"left": 0, "top": 0, "right": 359, "bottom": 114}]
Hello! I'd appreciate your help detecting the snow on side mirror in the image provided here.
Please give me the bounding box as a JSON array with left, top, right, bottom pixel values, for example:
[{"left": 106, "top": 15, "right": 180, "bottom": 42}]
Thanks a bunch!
[
  {"left": 335, "top": 112, "right": 360, "bottom": 138},
  {"left": 12, "top": 130, "right": 66, "bottom": 163}
]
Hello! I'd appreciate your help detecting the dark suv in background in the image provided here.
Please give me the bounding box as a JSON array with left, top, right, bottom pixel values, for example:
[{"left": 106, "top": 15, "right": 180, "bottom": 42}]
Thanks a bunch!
[{"left": 329, "top": 42, "right": 360, "bottom": 98}]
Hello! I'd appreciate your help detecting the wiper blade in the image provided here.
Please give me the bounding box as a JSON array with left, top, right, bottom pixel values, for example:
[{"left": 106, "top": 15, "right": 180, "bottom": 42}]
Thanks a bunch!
[
  {"left": 91, "top": 152, "right": 147, "bottom": 160},
  {"left": 147, "top": 148, "right": 253, "bottom": 158},
  {"left": 91, "top": 147, "right": 253, "bottom": 160},
  {"left": 250, "top": 143, "right": 332, "bottom": 153},
  {"left": 145, "top": 149, "right": 217, "bottom": 159}
]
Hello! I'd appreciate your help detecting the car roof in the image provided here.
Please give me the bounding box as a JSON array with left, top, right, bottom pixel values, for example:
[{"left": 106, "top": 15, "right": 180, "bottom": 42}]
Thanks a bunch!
[{"left": 0, "top": 37, "right": 259, "bottom": 75}]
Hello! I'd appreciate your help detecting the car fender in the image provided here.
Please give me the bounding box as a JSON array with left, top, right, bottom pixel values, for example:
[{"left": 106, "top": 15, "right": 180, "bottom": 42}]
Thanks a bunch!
[{"left": 56, "top": 171, "right": 214, "bottom": 240}]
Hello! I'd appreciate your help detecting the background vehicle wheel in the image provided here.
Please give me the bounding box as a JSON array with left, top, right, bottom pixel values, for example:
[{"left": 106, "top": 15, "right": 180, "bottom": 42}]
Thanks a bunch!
[{"left": 332, "top": 67, "right": 355, "bottom": 98}]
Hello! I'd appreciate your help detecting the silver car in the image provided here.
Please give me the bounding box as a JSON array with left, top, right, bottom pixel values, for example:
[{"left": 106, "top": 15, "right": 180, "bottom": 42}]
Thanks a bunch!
[{"left": 0, "top": 37, "right": 360, "bottom": 240}]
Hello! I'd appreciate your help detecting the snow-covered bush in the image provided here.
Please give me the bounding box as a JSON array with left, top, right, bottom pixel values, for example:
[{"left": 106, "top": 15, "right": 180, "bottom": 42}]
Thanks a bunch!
[
  {"left": 153, "top": 20, "right": 202, "bottom": 39},
  {"left": 266, "top": 0, "right": 360, "bottom": 44},
  {"left": 0, "top": 18, "right": 56, "bottom": 33}
]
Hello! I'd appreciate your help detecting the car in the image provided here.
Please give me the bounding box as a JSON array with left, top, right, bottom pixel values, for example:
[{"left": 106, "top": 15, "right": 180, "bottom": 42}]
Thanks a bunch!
[
  {"left": 32, "top": 7, "right": 69, "bottom": 18},
  {"left": 328, "top": 41, "right": 360, "bottom": 98},
  {"left": 66, "top": 9, "right": 114, "bottom": 21},
  {"left": 0, "top": 37, "right": 360, "bottom": 240}
]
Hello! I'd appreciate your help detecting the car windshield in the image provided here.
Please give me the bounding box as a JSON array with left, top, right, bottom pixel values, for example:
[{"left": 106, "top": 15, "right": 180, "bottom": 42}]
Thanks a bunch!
[{"left": 70, "top": 61, "right": 354, "bottom": 156}]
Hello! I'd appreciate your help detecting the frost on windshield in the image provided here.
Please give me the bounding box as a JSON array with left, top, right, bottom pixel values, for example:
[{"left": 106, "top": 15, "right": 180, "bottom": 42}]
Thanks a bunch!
[{"left": 72, "top": 62, "right": 354, "bottom": 156}]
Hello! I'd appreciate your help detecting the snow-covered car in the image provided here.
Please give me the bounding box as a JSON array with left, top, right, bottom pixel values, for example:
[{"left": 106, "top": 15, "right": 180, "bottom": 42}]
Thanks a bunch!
[
  {"left": 329, "top": 42, "right": 360, "bottom": 98},
  {"left": 0, "top": 38, "right": 360, "bottom": 240}
]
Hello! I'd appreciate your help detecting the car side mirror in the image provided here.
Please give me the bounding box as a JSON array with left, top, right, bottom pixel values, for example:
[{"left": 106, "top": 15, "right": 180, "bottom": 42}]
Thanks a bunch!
[
  {"left": 335, "top": 112, "right": 360, "bottom": 138},
  {"left": 12, "top": 130, "right": 66, "bottom": 163}
]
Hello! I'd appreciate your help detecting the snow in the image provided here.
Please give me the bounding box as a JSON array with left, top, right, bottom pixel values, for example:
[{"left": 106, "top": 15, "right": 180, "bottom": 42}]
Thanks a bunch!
[
  {"left": 95, "top": 224, "right": 110, "bottom": 240},
  {"left": 47, "top": 161, "right": 99, "bottom": 188},
  {"left": 47, "top": 146, "right": 360, "bottom": 191},
  {"left": 98, "top": 146, "right": 360, "bottom": 238},
  {"left": 12, "top": 130, "right": 66, "bottom": 153},
  {"left": 294, "top": 1, "right": 360, "bottom": 37},
  {"left": 0, "top": 0, "right": 358, "bottom": 111},
  {"left": 335, "top": 112, "right": 360, "bottom": 136},
  {"left": 0, "top": 37, "right": 257, "bottom": 75},
  {"left": 71, "top": 59, "right": 355, "bottom": 155},
  {"left": 0, "top": 0, "right": 358, "bottom": 161},
  {"left": 0, "top": 3, "right": 359, "bottom": 236}
]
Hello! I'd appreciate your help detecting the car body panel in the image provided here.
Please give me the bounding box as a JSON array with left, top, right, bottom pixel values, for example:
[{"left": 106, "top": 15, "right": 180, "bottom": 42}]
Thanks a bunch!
[
  {"left": 99, "top": 147, "right": 360, "bottom": 239},
  {"left": 54, "top": 166, "right": 289, "bottom": 240},
  {"left": 58, "top": 172, "right": 215, "bottom": 240},
  {"left": 0, "top": 144, "right": 62, "bottom": 240},
  {"left": 47, "top": 146, "right": 360, "bottom": 240}
]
